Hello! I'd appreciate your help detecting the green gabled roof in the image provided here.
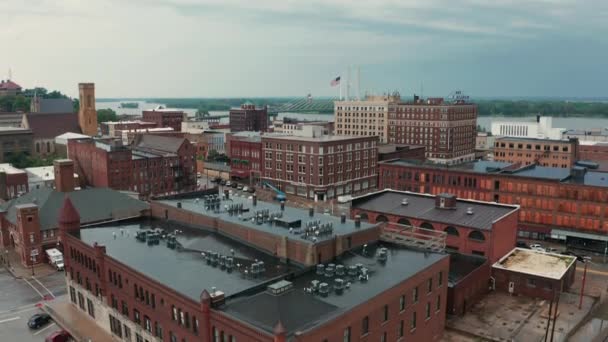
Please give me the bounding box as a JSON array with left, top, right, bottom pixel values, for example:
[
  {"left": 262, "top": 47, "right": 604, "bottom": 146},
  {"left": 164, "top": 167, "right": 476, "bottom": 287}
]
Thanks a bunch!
[{"left": 2, "top": 187, "right": 149, "bottom": 230}]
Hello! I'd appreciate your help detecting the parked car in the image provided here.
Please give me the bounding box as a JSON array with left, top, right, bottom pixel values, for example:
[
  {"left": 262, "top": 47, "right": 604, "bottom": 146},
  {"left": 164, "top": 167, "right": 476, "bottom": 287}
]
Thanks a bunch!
[
  {"left": 237, "top": 184, "right": 244, "bottom": 190},
  {"left": 546, "top": 247, "right": 559, "bottom": 253},
  {"left": 28, "top": 313, "right": 52, "bottom": 329},
  {"left": 562, "top": 251, "right": 588, "bottom": 263},
  {"left": 225, "top": 181, "right": 232, "bottom": 187},
  {"left": 219, "top": 179, "right": 227, "bottom": 186},
  {"left": 529, "top": 244, "right": 545, "bottom": 252},
  {"left": 230, "top": 182, "right": 238, "bottom": 189},
  {"left": 242, "top": 186, "right": 249, "bottom": 192},
  {"left": 197, "top": 172, "right": 202, "bottom": 178},
  {"left": 516, "top": 241, "right": 529, "bottom": 248},
  {"left": 45, "top": 330, "right": 71, "bottom": 342},
  {"left": 247, "top": 187, "right": 256, "bottom": 193}
]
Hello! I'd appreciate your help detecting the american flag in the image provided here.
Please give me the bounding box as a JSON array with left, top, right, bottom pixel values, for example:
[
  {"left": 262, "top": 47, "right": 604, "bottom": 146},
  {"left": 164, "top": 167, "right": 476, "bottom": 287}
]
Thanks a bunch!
[{"left": 330, "top": 76, "right": 341, "bottom": 87}]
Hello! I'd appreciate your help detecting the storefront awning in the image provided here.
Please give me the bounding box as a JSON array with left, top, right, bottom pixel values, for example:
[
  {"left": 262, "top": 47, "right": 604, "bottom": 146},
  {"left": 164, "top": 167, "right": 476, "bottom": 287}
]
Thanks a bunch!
[{"left": 551, "top": 228, "right": 608, "bottom": 242}]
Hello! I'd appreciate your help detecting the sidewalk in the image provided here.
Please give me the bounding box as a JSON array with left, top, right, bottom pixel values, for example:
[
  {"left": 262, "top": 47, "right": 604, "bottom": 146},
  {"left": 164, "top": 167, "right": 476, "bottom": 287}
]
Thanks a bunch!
[
  {"left": 44, "top": 298, "right": 116, "bottom": 342},
  {"left": 1, "top": 247, "right": 57, "bottom": 279}
]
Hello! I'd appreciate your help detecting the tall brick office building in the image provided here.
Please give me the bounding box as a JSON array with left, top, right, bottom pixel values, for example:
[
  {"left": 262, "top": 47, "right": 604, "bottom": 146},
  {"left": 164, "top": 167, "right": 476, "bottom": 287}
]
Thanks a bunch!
[
  {"left": 143, "top": 109, "right": 186, "bottom": 132},
  {"left": 226, "top": 132, "right": 262, "bottom": 180},
  {"left": 493, "top": 137, "right": 580, "bottom": 168},
  {"left": 261, "top": 128, "right": 378, "bottom": 201},
  {"left": 378, "top": 159, "right": 608, "bottom": 250},
  {"left": 68, "top": 135, "right": 197, "bottom": 197},
  {"left": 229, "top": 103, "right": 268, "bottom": 132}
]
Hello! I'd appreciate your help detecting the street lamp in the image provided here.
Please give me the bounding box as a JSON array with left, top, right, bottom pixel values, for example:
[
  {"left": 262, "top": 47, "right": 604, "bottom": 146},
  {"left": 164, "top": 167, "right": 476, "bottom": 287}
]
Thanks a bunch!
[{"left": 31, "top": 255, "right": 35, "bottom": 276}]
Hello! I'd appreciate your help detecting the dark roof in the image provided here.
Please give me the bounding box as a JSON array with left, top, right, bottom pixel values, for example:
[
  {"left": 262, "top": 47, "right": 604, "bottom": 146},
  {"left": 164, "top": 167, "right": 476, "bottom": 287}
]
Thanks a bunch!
[
  {"left": 76, "top": 220, "right": 296, "bottom": 301},
  {"left": 448, "top": 252, "right": 487, "bottom": 286},
  {"left": 0, "top": 80, "right": 21, "bottom": 90},
  {"left": 35, "top": 99, "right": 74, "bottom": 114},
  {"left": 351, "top": 189, "right": 518, "bottom": 230},
  {"left": 2, "top": 187, "right": 149, "bottom": 230},
  {"left": 25, "top": 113, "right": 80, "bottom": 139},
  {"left": 134, "top": 134, "right": 186, "bottom": 154},
  {"left": 380, "top": 159, "right": 608, "bottom": 188},
  {"left": 223, "top": 243, "right": 448, "bottom": 334}
]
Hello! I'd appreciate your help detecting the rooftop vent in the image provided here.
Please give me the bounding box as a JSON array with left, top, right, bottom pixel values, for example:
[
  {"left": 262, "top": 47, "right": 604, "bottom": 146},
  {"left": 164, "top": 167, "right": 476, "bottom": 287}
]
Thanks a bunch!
[
  {"left": 267, "top": 280, "right": 293, "bottom": 296},
  {"left": 466, "top": 207, "right": 474, "bottom": 215},
  {"left": 401, "top": 199, "right": 409, "bottom": 206}
]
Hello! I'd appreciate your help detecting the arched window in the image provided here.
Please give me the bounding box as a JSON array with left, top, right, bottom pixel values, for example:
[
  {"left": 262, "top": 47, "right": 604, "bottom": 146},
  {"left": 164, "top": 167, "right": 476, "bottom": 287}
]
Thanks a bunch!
[
  {"left": 46, "top": 141, "right": 51, "bottom": 153},
  {"left": 397, "top": 218, "right": 411, "bottom": 226},
  {"left": 420, "top": 222, "right": 434, "bottom": 230},
  {"left": 444, "top": 226, "right": 459, "bottom": 236},
  {"left": 359, "top": 212, "right": 369, "bottom": 222},
  {"left": 468, "top": 230, "right": 485, "bottom": 241},
  {"left": 36, "top": 142, "right": 40, "bottom": 153},
  {"left": 375, "top": 215, "right": 388, "bottom": 223}
]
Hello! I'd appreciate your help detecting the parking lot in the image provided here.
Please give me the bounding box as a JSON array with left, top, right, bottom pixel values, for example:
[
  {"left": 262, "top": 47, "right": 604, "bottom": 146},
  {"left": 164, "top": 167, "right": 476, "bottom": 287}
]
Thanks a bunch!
[{"left": 0, "top": 267, "right": 67, "bottom": 341}]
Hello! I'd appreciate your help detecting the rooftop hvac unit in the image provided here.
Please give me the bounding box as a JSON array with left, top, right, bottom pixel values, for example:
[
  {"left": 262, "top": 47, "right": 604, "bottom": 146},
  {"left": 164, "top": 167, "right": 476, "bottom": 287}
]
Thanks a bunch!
[
  {"left": 401, "top": 199, "right": 409, "bottom": 206},
  {"left": 466, "top": 207, "right": 474, "bottom": 215}
]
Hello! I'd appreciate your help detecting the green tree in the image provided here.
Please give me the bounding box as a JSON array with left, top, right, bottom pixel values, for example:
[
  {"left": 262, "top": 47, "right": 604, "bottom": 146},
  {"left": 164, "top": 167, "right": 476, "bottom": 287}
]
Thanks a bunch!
[
  {"left": 5, "top": 152, "right": 56, "bottom": 168},
  {"left": 73, "top": 98, "right": 80, "bottom": 113},
  {"left": 97, "top": 108, "right": 117, "bottom": 122}
]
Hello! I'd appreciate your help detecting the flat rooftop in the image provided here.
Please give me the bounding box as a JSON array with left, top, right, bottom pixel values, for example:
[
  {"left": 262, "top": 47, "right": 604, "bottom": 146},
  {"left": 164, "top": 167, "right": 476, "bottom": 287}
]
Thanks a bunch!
[
  {"left": 222, "top": 243, "right": 448, "bottom": 334},
  {"left": 351, "top": 189, "right": 518, "bottom": 230},
  {"left": 493, "top": 248, "right": 576, "bottom": 280},
  {"left": 380, "top": 159, "right": 608, "bottom": 188},
  {"left": 159, "top": 195, "right": 378, "bottom": 244},
  {"left": 75, "top": 220, "right": 296, "bottom": 301},
  {"left": 495, "top": 136, "right": 573, "bottom": 143},
  {"left": 262, "top": 133, "right": 373, "bottom": 143},
  {"left": 0, "top": 163, "right": 25, "bottom": 175}
]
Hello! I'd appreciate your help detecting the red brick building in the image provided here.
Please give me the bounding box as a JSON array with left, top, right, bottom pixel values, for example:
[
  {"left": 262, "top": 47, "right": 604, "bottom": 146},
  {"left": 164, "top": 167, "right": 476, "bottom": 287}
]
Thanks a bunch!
[
  {"left": 388, "top": 96, "right": 477, "bottom": 164},
  {"left": 493, "top": 137, "right": 579, "bottom": 168},
  {"left": 261, "top": 132, "right": 378, "bottom": 201},
  {"left": 57, "top": 191, "right": 449, "bottom": 342},
  {"left": 142, "top": 109, "right": 186, "bottom": 132},
  {"left": 229, "top": 103, "right": 268, "bottom": 132},
  {"left": 0, "top": 164, "right": 28, "bottom": 200},
  {"left": 0, "top": 159, "right": 149, "bottom": 266},
  {"left": 378, "top": 159, "right": 608, "bottom": 251},
  {"left": 377, "top": 144, "right": 425, "bottom": 161},
  {"left": 226, "top": 132, "right": 261, "bottom": 179},
  {"left": 579, "top": 142, "right": 608, "bottom": 171},
  {"left": 68, "top": 135, "right": 197, "bottom": 197},
  {"left": 492, "top": 248, "right": 577, "bottom": 300}
]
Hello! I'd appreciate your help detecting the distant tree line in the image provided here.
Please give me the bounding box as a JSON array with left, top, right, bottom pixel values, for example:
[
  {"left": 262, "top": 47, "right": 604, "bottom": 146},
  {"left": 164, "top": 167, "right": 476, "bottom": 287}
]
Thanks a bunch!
[
  {"left": 5, "top": 152, "right": 58, "bottom": 168},
  {"left": 476, "top": 100, "right": 608, "bottom": 117},
  {"left": 0, "top": 87, "right": 75, "bottom": 112}
]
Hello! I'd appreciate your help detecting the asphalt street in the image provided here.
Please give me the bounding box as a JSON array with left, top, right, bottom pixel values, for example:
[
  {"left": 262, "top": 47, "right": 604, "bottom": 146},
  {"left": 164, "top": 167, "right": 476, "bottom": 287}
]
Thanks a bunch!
[{"left": 0, "top": 267, "right": 67, "bottom": 341}]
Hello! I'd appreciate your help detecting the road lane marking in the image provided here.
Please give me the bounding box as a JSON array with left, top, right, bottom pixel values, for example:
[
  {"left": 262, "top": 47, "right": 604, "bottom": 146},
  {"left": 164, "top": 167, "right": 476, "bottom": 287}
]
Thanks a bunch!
[
  {"left": 0, "top": 316, "right": 20, "bottom": 324},
  {"left": 0, "top": 303, "right": 38, "bottom": 315},
  {"left": 0, "top": 306, "right": 38, "bottom": 319},
  {"left": 32, "top": 276, "right": 55, "bottom": 298},
  {"left": 33, "top": 322, "right": 56, "bottom": 335},
  {"left": 23, "top": 278, "right": 45, "bottom": 299}
]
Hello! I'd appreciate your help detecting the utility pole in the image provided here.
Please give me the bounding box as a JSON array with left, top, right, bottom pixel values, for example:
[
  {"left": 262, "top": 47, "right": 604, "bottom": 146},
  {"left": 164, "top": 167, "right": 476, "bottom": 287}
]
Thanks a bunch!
[
  {"left": 544, "top": 295, "right": 553, "bottom": 342},
  {"left": 550, "top": 291, "right": 561, "bottom": 342},
  {"left": 579, "top": 261, "right": 588, "bottom": 309}
]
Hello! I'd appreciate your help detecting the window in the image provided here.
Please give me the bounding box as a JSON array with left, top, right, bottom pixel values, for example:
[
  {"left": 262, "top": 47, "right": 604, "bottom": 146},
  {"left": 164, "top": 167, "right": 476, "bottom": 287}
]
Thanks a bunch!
[
  {"left": 427, "top": 278, "right": 433, "bottom": 293},
  {"left": 436, "top": 295, "right": 441, "bottom": 312},
  {"left": 411, "top": 312, "right": 416, "bottom": 330},
  {"left": 122, "top": 301, "right": 129, "bottom": 316},
  {"left": 87, "top": 298, "right": 95, "bottom": 318},
  {"left": 134, "top": 309, "right": 141, "bottom": 324},
  {"left": 343, "top": 327, "right": 351, "bottom": 342},
  {"left": 399, "top": 295, "right": 405, "bottom": 312},
  {"left": 383, "top": 304, "right": 389, "bottom": 322},
  {"left": 527, "top": 278, "right": 537, "bottom": 288},
  {"left": 399, "top": 320, "right": 404, "bottom": 338},
  {"left": 361, "top": 316, "right": 369, "bottom": 335},
  {"left": 426, "top": 302, "right": 431, "bottom": 319},
  {"left": 145, "top": 316, "right": 152, "bottom": 332},
  {"left": 381, "top": 332, "right": 387, "bottom": 342},
  {"left": 438, "top": 271, "right": 443, "bottom": 287},
  {"left": 413, "top": 286, "right": 418, "bottom": 303},
  {"left": 155, "top": 322, "right": 163, "bottom": 338}
]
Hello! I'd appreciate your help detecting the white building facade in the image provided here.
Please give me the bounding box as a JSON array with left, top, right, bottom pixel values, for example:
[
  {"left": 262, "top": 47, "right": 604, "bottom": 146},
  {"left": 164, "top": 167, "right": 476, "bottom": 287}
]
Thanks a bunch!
[{"left": 491, "top": 116, "right": 565, "bottom": 140}]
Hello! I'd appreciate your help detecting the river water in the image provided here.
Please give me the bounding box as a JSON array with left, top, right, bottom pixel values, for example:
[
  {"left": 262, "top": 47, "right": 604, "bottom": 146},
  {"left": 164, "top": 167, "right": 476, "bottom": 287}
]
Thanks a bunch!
[{"left": 96, "top": 100, "right": 608, "bottom": 131}]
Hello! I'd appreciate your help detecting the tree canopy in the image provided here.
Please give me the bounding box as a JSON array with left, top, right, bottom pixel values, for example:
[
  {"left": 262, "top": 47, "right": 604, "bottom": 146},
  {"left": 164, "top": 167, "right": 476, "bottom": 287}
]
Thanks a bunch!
[{"left": 97, "top": 108, "right": 117, "bottom": 122}]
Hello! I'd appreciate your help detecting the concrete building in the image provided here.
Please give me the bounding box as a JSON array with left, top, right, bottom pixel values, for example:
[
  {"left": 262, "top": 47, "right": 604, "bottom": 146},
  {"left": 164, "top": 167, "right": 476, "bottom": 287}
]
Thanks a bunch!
[
  {"left": 0, "top": 127, "right": 33, "bottom": 162},
  {"left": 475, "top": 132, "right": 495, "bottom": 152},
  {"left": 0, "top": 164, "right": 28, "bottom": 200},
  {"left": 493, "top": 137, "right": 579, "bottom": 168},
  {"left": 261, "top": 128, "right": 378, "bottom": 201},
  {"left": 271, "top": 117, "right": 333, "bottom": 135},
  {"left": 229, "top": 103, "right": 268, "bottom": 132},
  {"left": 181, "top": 120, "right": 211, "bottom": 134},
  {"left": 389, "top": 96, "right": 477, "bottom": 164},
  {"left": 563, "top": 128, "right": 608, "bottom": 142},
  {"left": 378, "top": 159, "right": 608, "bottom": 250},
  {"left": 0, "top": 80, "right": 22, "bottom": 97},
  {"left": 68, "top": 135, "right": 197, "bottom": 197},
  {"left": 334, "top": 94, "right": 396, "bottom": 144},
  {"left": 78, "top": 83, "right": 98, "bottom": 136},
  {"left": 493, "top": 248, "right": 576, "bottom": 300},
  {"left": 142, "top": 108, "right": 186, "bottom": 132},
  {"left": 57, "top": 190, "right": 449, "bottom": 342},
  {"left": 100, "top": 120, "right": 157, "bottom": 137},
  {"left": 377, "top": 144, "right": 425, "bottom": 162},
  {"left": 491, "top": 116, "right": 565, "bottom": 140},
  {"left": 226, "top": 131, "right": 261, "bottom": 180},
  {"left": 25, "top": 165, "right": 79, "bottom": 190},
  {"left": 0, "top": 160, "right": 149, "bottom": 267}
]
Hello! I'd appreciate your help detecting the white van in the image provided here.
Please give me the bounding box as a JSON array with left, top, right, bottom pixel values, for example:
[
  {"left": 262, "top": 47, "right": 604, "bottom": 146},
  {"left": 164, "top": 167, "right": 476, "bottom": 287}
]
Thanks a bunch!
[{"left": 45, "top": 248, "right": 64, "bottom": 271}]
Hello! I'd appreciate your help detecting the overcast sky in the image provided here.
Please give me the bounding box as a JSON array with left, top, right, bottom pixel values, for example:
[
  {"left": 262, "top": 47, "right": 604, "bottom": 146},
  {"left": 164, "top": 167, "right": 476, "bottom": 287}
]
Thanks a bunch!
[{"left": 2, "top": 0, "right": 607, "bottom": 98}]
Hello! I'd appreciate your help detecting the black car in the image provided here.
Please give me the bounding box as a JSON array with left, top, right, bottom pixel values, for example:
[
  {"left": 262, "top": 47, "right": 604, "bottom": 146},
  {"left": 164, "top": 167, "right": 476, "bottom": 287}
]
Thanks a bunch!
[
  {"left": 562, "top": 251, "right": 587, "bottom": 263},
  {"left": 516, "top": 241, "right": 529, "bottom": 248},
  {"left": 28, "top": 313, "right": 51, "bottom": 329},
  {"left": 219, "top": 179, "right": 226, "bottom": 186},
  {"left": 230, "top": 182, "right": 238, "bottom": 189}
]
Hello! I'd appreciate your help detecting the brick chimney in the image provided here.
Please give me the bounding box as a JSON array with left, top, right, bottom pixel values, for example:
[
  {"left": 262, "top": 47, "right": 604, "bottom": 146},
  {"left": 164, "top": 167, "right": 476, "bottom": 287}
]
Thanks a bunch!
[
  {"left": 435, "top": 193, "right": 457, "bottom": 209},
  {"left": 54, "top": 159, "right": 75, "bottom": 192},
  {"left": 0, "top": 171, "right": 7, "bottom": 200}
]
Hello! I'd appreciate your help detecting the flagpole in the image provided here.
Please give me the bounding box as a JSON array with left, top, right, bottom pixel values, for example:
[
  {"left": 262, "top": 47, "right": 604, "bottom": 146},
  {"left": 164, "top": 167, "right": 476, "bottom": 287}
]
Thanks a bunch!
[{"left": 339, "top": 78, "right": 342, "bottom": 100}]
